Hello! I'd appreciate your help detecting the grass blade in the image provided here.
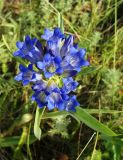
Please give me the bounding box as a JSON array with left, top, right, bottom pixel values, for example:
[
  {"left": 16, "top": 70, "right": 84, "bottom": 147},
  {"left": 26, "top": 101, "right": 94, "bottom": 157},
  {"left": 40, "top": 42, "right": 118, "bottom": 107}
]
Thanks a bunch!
[{"left": 73, "top": 107, "right": 117, "bottom": 136}]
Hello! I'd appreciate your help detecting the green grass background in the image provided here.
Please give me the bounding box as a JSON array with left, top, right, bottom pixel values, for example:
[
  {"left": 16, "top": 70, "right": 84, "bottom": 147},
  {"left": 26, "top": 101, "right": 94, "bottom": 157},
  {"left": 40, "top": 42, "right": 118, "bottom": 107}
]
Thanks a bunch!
[{"left": 0, "top": 0, "right": 123, "bottom": 159}]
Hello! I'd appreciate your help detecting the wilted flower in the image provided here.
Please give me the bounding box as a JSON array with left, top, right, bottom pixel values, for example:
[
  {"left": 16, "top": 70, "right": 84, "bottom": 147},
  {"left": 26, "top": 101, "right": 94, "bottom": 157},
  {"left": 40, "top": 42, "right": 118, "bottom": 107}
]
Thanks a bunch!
[{"left": 14, "top": 27, "right": 89, "bottom": 112}]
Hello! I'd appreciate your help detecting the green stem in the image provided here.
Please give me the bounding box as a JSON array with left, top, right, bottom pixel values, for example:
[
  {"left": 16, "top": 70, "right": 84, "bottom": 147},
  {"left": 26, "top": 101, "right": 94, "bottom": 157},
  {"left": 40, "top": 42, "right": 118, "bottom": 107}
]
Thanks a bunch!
[{"left": 14, "top": 126, "right": 28, "bottom": 159}]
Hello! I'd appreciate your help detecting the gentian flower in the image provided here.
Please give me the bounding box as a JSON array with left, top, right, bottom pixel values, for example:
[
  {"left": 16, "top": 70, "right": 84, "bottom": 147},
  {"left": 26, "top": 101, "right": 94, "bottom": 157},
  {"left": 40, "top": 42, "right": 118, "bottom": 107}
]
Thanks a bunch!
[
  {"left": 14, "top": 36, "right": 43, "bottom": 64},
  {"left": 60, "top": 35, "right": 73, "bottom": 57},
  {"left": 14, "top": 27, "right": 89, "bottom": 112},
  {"left": 61, "top": 77, "right": 78, "bottom": 94},
  {"left": 65, "top": 95, "right": 80, "bottom": 112},
  {"left": 15, "top": 64, "right": 42, "bottom": 86},
  {"left": 37, "top": 53, "right": 63, "bottom": 78},
  {"left": 61, "top": 46, "right": 89, "bottom": 75},
  {"left": 41, "top": 27, "right": 64, "bottom": 42}
]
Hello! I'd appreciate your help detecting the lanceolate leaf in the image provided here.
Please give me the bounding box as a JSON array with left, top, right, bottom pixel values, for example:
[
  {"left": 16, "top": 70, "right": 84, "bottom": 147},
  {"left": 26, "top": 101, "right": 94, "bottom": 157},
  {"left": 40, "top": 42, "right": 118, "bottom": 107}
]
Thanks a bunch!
[
  {"left": 42, "top": 107, "right": 117, "bottom": 136},
  {"left": 0, "top": 135, "right": 36, "bottom": 147},
  {"left": 34, "top": 107, "right": 45, "bottom": 140},
  {"left": 73, "top": 107, "right": 117, "bottom": 136}
]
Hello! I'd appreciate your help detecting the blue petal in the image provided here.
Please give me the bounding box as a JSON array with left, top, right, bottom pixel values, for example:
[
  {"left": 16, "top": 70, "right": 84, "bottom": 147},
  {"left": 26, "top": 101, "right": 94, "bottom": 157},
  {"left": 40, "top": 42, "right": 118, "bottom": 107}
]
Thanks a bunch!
[
  {"left": 41, "top": 28, "right": 53, "bottom": 40},
  {"left": 25, "top": 35, "right": 31, "bottom": 43},
  {"left": 47, "top": 92, "right": 64, "bottom": 110},
  {"left": 69, "top": 46, "right": 78, "bottom": 55},
  {"left": 80, "top": 60, "right": 90, "bottom": 66},
  {"left": 62, "top": 77, "right": 73, "bottom": 84},
  {"left": 69, "top": 55, "right": 79, "bottom": 67},
  {"left": 16, "top": 42, "right": 24, "bottom": 49},
  {"left": 35, "top": 40, "right": 43, "bottom": 51},
  {"left": 47, "top": 101, "right": 54, "bottom": 110},
  {"left": 44, "top": 53, "right": 51, "bottom": 62},
  {"left": 60, "top": 35, "right": 73, "bottom": 57},
  {"left": 32, "top": 91, "right": 48, "bottom": 108},
  {"left": 45, "top": 71, "right": 53, "bottom": 78},
  {"left": 62, "top": 77, "right": 78, "bottom": 93},
  {"left": 32, "top": 73, "right": 36, "bottom": 80},
  {"left": 31, "top": 94, "right": 36, "bottom": 101},
  {"left": 54, "top": 28, "right": 64, "bottom": 39},
  {"left": 36, "top": 99, "right": 45, "bottom": 108},
  {"left": 37, "top": 62, "right": 44, "bottom": 69},
  {"left": 74, "top": 43, "right": 78, "bottom": 49},
  {"left": 56, "top": 67, "right": 63, "bottom": 74},
  {"left": 13, "top": 51, "right": 22, "bottom": 57},
  {"left": 47, "top": 41, "right": 57, "bottom": 51},
  {"left": 28, "top": 52, "right": 33, "bottom": 58},
  {"left": 28, "top": 64, "right": 33, "bottom": 70},
  {"left": 32, "top": 38, "right": 37, "bottom": 44},
  {"left": 14, "top": 73, "right": 22, "bottom": 81},
  {"left": 65, "top": 96, "right": 79, "bottom": 112},
  {"left": 54, "top": 56, "right": 62, "bottom": 64},
  {"left": 22, "top": 80, "right": 29, "bottom": 86},
  {"left": 79, "top": 48, "right": 86, "bottom": 57},
  {"left": 19, "top": 64, "right": 27, "bottom": 72},
  {"left": 57, "top": 102, "right": 65, "bottom": 111},
  {"left": 32, "top": 80, "right": 47, "bottom": 91}
]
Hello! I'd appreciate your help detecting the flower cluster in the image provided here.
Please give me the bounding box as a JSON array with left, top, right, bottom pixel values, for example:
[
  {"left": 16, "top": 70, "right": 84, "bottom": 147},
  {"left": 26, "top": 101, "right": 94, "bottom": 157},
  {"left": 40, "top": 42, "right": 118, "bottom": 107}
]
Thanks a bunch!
[{"left": 14, "top": 28, "right": 89, "bottom": 112}]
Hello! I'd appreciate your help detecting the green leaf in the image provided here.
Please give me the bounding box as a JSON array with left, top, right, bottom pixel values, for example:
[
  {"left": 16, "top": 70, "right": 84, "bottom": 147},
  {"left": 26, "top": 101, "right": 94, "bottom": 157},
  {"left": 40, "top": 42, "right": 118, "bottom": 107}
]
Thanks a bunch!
[
  {"left": 73, "top": 107, "right": 117, "bottom": 136},
  {"left": 43, "top": 111, "right": 68, "bottom": 119},
  {"left": 113, "top": 144, "right": 121, "bottom": 160},
  {"left": 41, "top": 108, "right": 123, "bottom": 119},
  {"left": 42, "top": 107, "right": 117, "bottom": 136},
  {"left": 91, "top": 150, "right": 102, "bottom": 160},
  {"left": 34, "top": 107, "right": 45, "bottom": 140},
  {"left": 58, "top": 13, "right": 64, "bottom": 33},
  {"left": 0, "top": 135, "right": 36, "bottom": 147},
  {"left": 83, "top": 109, "right": 123, "bottom": 114}
]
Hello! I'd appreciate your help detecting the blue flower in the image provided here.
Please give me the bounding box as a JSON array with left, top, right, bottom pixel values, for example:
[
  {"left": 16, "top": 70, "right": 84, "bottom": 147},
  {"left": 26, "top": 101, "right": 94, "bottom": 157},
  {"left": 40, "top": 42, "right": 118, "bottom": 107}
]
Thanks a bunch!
[
  {"left": 32, "top": 80, "right": 64, "bottom": 110},
  {"left": 61, "top": 46, "right": 89, "bottom": 76},
  {"left": 42, "top": 28, "right": 65, "bottom": 57},
  {"left": 41, "top": 28, "right": 65, "bottom": 57},
  {"left": 32, "top": 80, "right": 62, "bottom": 110},
  {"left": 42, "top": 29, "right": 89, "bottom": 77},
  {"left": 41, "top": 29, "right": 53, "bottom": 41},
  {"left": 31, "top": 80, "right": 48, "bottom": 108},
  {"left": 60, "top": 35, "right": 73, "bottom": 57},
  {"left": 62, "top": 77, "right": 78, "bottom": 94},
  {"left": 31, "top": 79, "right": 79, "bottom": 111},
  {"left": 46, "top": 92, "right": 65, "bottom": 110},
  {"left": 14, "top": 27, "right": 89, "bottom": 112},
  {"left": 41, "top": 27, "right": 65, "bottom": 42},
  {"left": 14, "top": 36, "right": 43, "bottom": 64},
  {"left": 31, "top": 90, "right": 48, "bottom": 108},
  {"left": 32, "top": 80, "right": 48, "bottom": 92},
  {"left": 15, "top": 64, "right": 42, "bottom": 86},
  {"left": 37, "top": 53, "right": 63, "bottom": 78},
  {"left": 65, "top": 95, "right": 80, "bottom": 112}
]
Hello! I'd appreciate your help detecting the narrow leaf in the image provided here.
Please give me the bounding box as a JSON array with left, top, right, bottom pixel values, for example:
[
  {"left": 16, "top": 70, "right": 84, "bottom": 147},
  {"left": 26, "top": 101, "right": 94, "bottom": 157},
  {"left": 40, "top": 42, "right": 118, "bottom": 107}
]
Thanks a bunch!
[
  {"left": 83, "top": 109, "right": 123, "bottom": 114},
  {"left": 0, "top": 135, "right": 36, "bottom": 147},
  {"left": 73, "top": 107, "right": 117, "bottom": 136},
  {"left": 58, "top": 13, "right": 64, "bottom": 33},
  {"left": 34, "top": 107, "right": 46, "bottom": 140}
]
